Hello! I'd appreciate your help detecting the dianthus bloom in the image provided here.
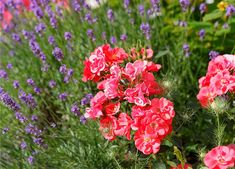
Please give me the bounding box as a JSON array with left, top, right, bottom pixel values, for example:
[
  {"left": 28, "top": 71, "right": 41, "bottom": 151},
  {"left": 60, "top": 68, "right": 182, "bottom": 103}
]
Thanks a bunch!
[
  {"left": 204, "top": 144, "right": 235, "bottom": 169},
  {"left": 197, "top": 54, "right": 235, "bottom": 107},
  {"left": 82, "top": 44, "right": 175, "bottom": 155}
]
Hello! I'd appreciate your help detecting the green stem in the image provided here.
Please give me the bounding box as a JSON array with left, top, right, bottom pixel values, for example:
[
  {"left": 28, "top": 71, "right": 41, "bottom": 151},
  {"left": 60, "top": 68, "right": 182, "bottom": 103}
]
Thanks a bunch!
[{"left": 216, "top": 113, "right": 221, "bottom": 146}]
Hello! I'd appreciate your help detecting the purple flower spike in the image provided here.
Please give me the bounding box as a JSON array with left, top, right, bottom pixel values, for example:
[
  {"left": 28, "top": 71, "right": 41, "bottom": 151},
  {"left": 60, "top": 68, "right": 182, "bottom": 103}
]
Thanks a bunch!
[
  {"left": 179, "top": 0, "right": 190, "bottom": 12},
  {"left": 59, "top": 93, "right": 67, "bottom": 101},
  {"left": 107, "top": 9, "right": 114, "bottom": 22},
  {"left": 20, "top": 141, "right": 27, "bottom": 149},
  {"left": 183, "top": 43, "right": 190, "bottom": 57},
  {"left": 27, "top": 78, "right": 35, "bottom": 86},
  {"left": 110, "top": 36, "right": 117, "bottom": 45},
  {"left": 209, "top": 51, "right": 219, "bottom": 60},
  {"left": 7, "top": 63, "right": 13, "bottom": 69},
  {"left": 0, "top": 88, "right": 21, "bottom": 111},
  {"left": 15, "top": 112, "right": 27, "bottom": 123},
  {"left": 87, "top": 29, "right": 96, "bottom": 41},
  {"left": 138, "top": 5, "right": 145, "bottom": 16},
  {"left": 13, "top": 80, "right": 20, "bottom": 89},
  {"left": 64, "top": 32, "right": 72, "bottom": 41},
  {"left": 27, "top": 156, "right": 34, "bottom": 165},
  {"left": 80, "top": 115, "right": 87, "bottom": 124},
  {"left": 48, "top": 36, "right": 55, "bottom": 46},
  {"left": 198, "top": 29, "right": 206, "bottom": 41},
  {"left": 199, "top": 3, "right": 207, "bottom": 14},
  {"left": 49, "top": 80, "right": 56, "bottom": 88},
  {"left": 2, "top": 127, "right": 9, "bottom": 134},
  {"left": 123, "top": 0, "right": 130, "bottom": 9},
  {"left": 226, "top": 5, "right": 235, "bottom": 17},
  {"left": 71, "top": 104, "right": 80, "bottom": 116},
  {"left": 52, "top": 47, "right": 64, "bottom": 61},
  {"left": 140, "top": 23, "right": 151, "bottom": 40},
  {"left": 120, "top": 34, "right": 127, "bottom": 41},
  {"left": 59, "top": 64, "right": 67, "bottom": 74},
  {"left": 0, "top": 69, "right": 8, "bottom": 79}
]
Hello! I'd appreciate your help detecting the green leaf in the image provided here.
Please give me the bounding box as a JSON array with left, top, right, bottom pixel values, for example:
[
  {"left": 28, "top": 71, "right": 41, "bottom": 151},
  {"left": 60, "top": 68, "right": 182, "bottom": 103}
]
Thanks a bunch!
[
  {"left": 174, "top": 146, "right": 185, "bottom": 167},
  {"left": 166, "top": 161, "right": 177, "bottom": 167},
  {"left": 154, "top": 162, "right": 166, "bottom": 169},
  {"left": 203, "top": 10, "right": 223, "bottom": 21},
  {"left": 155, "top": 50, "right": 170, "bottom": 59},
  {"left": 189, "top": 21, "right": 212, "bottom": 30}
]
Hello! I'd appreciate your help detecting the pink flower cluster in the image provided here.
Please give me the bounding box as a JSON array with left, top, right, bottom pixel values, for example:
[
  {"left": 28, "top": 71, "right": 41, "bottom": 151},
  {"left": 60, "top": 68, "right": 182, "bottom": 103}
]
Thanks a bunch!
[
  {"left": 204, "top": 144, "right": 235, "bottom": 169},
  {"left": 82, "top": 44, "right": 175, "bottom": 155},
  {"left": 197, "top": 54, "right": 235, "bottom": 107}
]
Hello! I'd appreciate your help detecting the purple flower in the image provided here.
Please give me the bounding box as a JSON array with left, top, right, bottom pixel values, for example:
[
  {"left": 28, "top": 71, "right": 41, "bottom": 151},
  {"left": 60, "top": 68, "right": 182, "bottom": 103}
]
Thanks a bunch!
[
  {"left": 138, "top": 5, "right": 145, "bottom": 16},
  {"left": 0, "top": 88, "right": 20, "bottom": 111},
  {"left": 35, "top": 23, "right": 46, "bottom": 36},
  {"left": 20, "top": 141, "right": 27, "bottom": 149},
  {"left": 123, "top": 0, "right": 130, "bottom": 9},
  {"left": 178, "top": 20, "right": 187, "bottom": 27},
  {"left": 25, "top": 124, "right": 42, "bottom": 136},
  {"left": 0, "top": 69, "right": 8, "bottom": 79},
  {"left": 179, "top": 0, "right": 190, "bottom": 12},
  {"left": 85, "top": 12, "right": 93, "bottom": 24},
  {"left": 110, "top": 36, "right": 117, "bottom": 45},
  {"left": 226, "top": 5, "right": 235, "bottom": 17},
  {"left": 87, "top": 29, "right": 96, "bottom": 41},
  {"left": 107, "top": 9, "right": 114, "bottom": 22},
  {"left": 199, "top": 3, "right": 207, "bottom": 14},
  {"left": 56, "top": 4, "right": 63, "bottom": 17},
  {"left": 12, "top": 33, "right": 21, "bottom": 42},
  {"left": 33, "top": 137, "right": 43, "bottom": 145},
  {"left": 223, "top": 23, "right": 229, "bottom": 29},
  {"left": 198, "top": 29, "right": 206, "bottom": 41},
  {"left": 27, "top": 156, "right": 34, "bottom": 165},
  {"left": 15, "top": 112, "right": 27, "bottom": 123},
  {"left": 72, "top": 0, "right": 81, "bottom": 12},
  {"left": 209, "top": 51, "right": 219, "bottom": 60},
  {"left": 86, "top": 93, "right": 93, "bottom": 100},
  {"left": 52, "top": 47, "right": 64, "bottom": 61},
  {"left": 71, "top": 104, "right": 80, "bottom": 116},
  {"left": 49, "top": 80, "right": 56, "bottom": 88},
  {"left": 22, "top": 30, "right": 35, "bottom": 40},
  {"left": 34, "top": 87, "right": 41, "bottom": 95},
  {"left": 31, "top": 115, "right": 38, "bottom": 121},
  {"left": 48, "top": 36, "right": 55, "bottom": 46},
  {"left": 58, "top": 93, "right": 67, "bottom": 101},
  {"left": 27, "top": 78, "right": 35, "bottom": 86},
  {"left": 150, "top": 0, "right": 160, "bottom": 12},
  {"left": 29, "top": 39, "right": 41, "bottom": 56},
  {"left": 13, "top": 80, "right": 20, "bottom": 89},
  {"left": 102, "top": 32, "right": 106, "bottom": 40},
  {"left": 80, "top": 115, "right": 87, "bottom": 124},
  {"left": 41, "top": 63, "right": 49, "bottom": 72},
  {"left": 18, "top": 90, "right": 37, "bottom": 109},
  {"left": 59, "top": 64, "right": 67, "bottom": 74},
  {"left": 120, "top": 34, "right": 127, "bottom": 41},
  {"left": 183, "top": 43, "right": 190, "bottom": 57},
  {"left": 7, "top": 63, "right": 12, "bottom": 69},
  {"left": 140, "top": 23, "right": 151, "bottom": 39},
  {"left": 50, "top": 17, "right": 58, "bottom": 29},
  {"left": 64, "top": 68, "right": 73, "bottom": 83},
  {"left": 64, "top": 32, "right": 72, "bottom": 41},
  {"left": 81, "top": 93, "right": 93, "bottom": 105},
  {"left": 2, "top": 127, "right": 9, "bottom": 134},
  {"left": 33, "top": 7, "right": 44, "bottom": 20}
]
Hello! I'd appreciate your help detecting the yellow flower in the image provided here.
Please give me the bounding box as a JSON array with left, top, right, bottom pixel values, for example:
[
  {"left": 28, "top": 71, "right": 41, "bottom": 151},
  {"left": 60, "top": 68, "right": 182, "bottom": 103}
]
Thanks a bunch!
[{"left": 217, "top": 1, "right": 228, "bottom": 11}]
